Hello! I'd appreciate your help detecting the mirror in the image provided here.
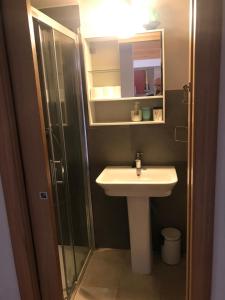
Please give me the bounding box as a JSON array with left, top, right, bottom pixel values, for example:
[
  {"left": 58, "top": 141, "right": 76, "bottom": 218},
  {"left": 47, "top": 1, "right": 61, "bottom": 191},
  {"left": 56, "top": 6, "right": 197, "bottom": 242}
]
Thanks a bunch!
[
  {"left": 119, "top": 32, "right": 163, "bottom": 98},
  {"left": 86, "top": 30, "right": 164, "bottom": 100}
]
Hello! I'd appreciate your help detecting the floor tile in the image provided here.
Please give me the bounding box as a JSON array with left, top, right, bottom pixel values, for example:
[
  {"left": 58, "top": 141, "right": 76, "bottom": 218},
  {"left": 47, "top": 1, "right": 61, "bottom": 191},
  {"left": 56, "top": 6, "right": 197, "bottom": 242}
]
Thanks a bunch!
[
  {"left": 117, "top": 272, "right": 160, "bottom": 300},
  {"left": 75, "top": 286, "right": 118, "bottom": 300},
  {"left": 74, "top": 249, "right": 186, "bottom": 300},
  {"left": 81, "top": 249, "right": 129, "bottom": 289}
]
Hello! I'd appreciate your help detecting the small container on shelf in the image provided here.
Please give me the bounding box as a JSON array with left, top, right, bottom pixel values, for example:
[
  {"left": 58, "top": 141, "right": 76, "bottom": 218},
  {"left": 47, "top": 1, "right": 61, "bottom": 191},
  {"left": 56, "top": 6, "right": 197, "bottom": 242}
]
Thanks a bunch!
[
  {"left": 131, "top": 102, "right": 142, "bottom": 122},
  {"left": 141, "top": 107, "right": 151, "bottom": 121},
  {"left": 153, "top": 107, "right": 163, "bottom": 122}
]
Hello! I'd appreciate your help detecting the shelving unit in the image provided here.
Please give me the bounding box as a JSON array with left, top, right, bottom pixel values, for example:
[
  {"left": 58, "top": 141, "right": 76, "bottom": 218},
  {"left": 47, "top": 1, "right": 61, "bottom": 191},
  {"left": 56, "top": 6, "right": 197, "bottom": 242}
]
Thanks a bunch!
[
  {"left": 90, "top": 120, "right": 165, "bottom": 126},
  {"left": 90, "top": 95, "right": 163, "bottom": 102},
  {"left": 88, "top": 69, "right": 120, "bottom": 73},
  {"left": 82, "top": 29, "right": 165, "bottom": 126}
]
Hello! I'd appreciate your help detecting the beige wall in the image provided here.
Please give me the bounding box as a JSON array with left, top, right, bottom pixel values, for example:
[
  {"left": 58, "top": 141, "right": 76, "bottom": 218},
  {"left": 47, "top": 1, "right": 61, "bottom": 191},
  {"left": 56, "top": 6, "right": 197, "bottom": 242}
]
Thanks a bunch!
[
  {"left": 0, "top": 177, "right": 20, "bottom": 300},
  {"left": 157, "top": 0, "right": 189, "bottom": 90},
  {"left": 79, "top": 0, "right": 190, "bottom": 90}
]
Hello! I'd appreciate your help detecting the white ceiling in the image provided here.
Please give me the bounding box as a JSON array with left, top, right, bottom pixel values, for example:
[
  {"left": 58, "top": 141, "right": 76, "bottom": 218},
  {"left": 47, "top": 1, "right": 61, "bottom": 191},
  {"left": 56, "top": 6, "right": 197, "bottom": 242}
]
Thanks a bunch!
[{"left": 31, "top": 0, "right": 79, "bottom": 9}]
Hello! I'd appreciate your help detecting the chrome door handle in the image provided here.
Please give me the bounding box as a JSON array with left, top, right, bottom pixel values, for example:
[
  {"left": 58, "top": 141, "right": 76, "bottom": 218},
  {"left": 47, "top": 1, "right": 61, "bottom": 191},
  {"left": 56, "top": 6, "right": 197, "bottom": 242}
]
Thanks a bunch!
[{"left": 50, "top": 160, "right": 65, "bottom": 185}]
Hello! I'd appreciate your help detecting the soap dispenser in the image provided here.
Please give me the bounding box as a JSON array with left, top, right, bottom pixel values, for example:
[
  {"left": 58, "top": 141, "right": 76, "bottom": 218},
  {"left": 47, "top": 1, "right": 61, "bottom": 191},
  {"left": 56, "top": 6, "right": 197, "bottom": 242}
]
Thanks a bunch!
[{"left": 131, "top": 102, "right": 142, "bottom": 122}]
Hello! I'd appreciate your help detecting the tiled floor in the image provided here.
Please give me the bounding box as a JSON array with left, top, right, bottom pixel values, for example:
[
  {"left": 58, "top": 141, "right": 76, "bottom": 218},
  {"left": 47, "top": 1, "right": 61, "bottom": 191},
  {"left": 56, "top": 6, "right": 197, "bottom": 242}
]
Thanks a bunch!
[{"left": 74, "top": 249, "right": 186, "bottom": 300}]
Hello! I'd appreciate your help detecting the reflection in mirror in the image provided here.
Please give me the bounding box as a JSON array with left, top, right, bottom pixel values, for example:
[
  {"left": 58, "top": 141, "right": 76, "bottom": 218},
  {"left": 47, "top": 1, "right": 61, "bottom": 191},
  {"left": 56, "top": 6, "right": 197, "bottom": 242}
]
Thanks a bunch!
[
  {"left": 119, "top": 32, "right": 162, "bottom": 98},
  {"left": 86, "top": 30, "right": 164, "bottom": 101}
]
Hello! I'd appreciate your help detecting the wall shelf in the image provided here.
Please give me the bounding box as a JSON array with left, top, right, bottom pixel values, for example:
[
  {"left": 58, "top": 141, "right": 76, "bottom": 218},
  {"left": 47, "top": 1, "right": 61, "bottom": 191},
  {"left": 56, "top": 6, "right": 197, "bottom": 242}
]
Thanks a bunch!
[
  {"left": 90, "top": 95, "right": 163, "bottom": 102},
  {"left": 88, "top": 69, "right": 120, "bottom": 73},
  {"left": 90, "top": 120, "right": 165, "bottom": 126}
]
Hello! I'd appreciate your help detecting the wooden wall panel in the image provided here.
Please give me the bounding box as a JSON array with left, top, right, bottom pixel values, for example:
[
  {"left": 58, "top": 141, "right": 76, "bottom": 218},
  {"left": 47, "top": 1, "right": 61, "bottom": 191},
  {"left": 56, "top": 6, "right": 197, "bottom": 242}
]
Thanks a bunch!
[
  {"left": 0, "top": 14, "right": 41, "bottom": 300},
  {"left": 187, "top": 0, "right": 222, "bottom": 299}
]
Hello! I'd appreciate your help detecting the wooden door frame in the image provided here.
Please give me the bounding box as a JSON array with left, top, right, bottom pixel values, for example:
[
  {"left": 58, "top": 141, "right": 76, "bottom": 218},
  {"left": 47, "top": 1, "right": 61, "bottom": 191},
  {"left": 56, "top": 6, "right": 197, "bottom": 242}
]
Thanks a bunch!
[
  {"left": 187, "top": 0, "right": 222, "bottom": 299},
  {"left": 0, "top": 0, "right": 222, "bottom": 299},
  {"left": 0, "top": 13, "right": 41, "bottom": 300},
  {"left": 0, "top": 1, "right": 63, "bottom": 299}
]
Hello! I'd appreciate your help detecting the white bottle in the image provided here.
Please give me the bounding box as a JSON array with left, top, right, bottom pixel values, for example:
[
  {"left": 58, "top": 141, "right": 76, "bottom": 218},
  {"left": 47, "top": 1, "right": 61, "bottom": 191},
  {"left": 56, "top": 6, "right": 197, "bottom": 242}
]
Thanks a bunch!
[{"left": 131, "top": 102, "right": 142, "bottom": 122}]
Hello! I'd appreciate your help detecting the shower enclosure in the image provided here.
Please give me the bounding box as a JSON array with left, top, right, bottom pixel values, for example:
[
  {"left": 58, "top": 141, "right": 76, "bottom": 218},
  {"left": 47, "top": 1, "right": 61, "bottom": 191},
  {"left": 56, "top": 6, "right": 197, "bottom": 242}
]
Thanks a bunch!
[{"left": 32, "top": 8, "right": 93, "bottom": 299}]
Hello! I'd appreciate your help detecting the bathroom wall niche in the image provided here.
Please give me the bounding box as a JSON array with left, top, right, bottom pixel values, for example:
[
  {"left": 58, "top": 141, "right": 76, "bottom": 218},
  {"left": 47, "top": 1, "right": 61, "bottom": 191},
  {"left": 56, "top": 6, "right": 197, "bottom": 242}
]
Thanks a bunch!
[{"left": 83, "top": 30, "right": 165, "bottom": 126}]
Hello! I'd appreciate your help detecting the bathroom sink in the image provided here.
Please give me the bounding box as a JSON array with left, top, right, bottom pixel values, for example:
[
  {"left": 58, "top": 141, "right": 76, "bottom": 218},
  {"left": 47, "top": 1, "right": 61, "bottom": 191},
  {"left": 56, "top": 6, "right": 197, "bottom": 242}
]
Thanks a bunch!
[
  {"left": 96, "top": 166, "right": 178, "bottom": 197},
  {"left": 96, "top": 165, "right": 178, "bottom": 275}
]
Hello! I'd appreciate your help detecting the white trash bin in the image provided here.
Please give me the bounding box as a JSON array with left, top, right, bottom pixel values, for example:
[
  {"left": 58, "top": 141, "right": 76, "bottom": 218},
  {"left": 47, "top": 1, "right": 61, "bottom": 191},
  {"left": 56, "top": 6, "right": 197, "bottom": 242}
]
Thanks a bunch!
[{"left": 161, "top": 227, "right": 181, "bottom": 265}]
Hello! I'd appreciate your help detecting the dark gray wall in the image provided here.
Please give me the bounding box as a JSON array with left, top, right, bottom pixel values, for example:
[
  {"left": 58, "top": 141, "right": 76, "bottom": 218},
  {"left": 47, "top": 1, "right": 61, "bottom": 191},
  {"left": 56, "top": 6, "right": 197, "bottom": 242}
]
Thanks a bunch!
[{"left": 87, "top": 90, "right": 188, "bottom": 251}]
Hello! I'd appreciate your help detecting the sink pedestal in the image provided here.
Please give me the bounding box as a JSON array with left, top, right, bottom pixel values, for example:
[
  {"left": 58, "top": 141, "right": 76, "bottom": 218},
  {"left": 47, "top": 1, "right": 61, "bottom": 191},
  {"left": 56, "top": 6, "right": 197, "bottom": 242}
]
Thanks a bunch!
[
  {"left": 96, "top": 166, "right": 178, "bottom": 275},
  {"left": 127, "top": 197, "right": 152, "bottom": 274}
]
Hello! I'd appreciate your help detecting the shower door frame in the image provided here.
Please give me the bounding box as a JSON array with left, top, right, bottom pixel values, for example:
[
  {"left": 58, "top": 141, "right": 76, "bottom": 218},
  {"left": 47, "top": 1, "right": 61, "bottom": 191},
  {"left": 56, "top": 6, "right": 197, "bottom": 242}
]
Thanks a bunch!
[
  {"left": 32, "top": 7, "right": 95, "bottom": 296},
  {"left": 32, "top": 4, "right": 95, "bottom": 293},
  {"left": 186, "top": 0, "right": 222, "bottom": 298},
  {"left": 0, "top": 0, "right": 222, "bottom": 300},
  {"left": 1, "top": 1, "right": 94, "bottom": 299}
]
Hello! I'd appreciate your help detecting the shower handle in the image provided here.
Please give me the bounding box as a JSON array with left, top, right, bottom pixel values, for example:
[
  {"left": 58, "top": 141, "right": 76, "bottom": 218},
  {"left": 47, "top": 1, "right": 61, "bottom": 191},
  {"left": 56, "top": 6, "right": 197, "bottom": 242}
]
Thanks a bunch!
[{"left": 50, "top": 160, "right": 65, "bottom": 185}]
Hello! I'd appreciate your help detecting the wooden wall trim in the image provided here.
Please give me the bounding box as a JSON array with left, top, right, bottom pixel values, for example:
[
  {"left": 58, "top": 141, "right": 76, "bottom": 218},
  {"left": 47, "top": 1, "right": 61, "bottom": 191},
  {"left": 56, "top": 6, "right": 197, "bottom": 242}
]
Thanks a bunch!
[
  {"left": 188, "top": 0, "right": 222, "bottom": 299},
  {"left": 1, "top": 1, "right": 63, "bottom": 299},
  {"left": 0, "top": 15, "right": 41, "bottom": 300}
]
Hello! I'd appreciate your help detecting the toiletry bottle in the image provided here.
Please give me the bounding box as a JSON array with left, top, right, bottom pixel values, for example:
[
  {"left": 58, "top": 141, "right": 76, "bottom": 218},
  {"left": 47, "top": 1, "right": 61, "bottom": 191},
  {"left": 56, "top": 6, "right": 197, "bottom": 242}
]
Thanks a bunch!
[
  {"left": 142, "top": 107, "right": 151, "bottom": 121},
  {"left": 153, "top": 107, "right": 163, "bottom": 121},
  {"left": 131, "top": 102, "right": 142, "bottom": 122}
]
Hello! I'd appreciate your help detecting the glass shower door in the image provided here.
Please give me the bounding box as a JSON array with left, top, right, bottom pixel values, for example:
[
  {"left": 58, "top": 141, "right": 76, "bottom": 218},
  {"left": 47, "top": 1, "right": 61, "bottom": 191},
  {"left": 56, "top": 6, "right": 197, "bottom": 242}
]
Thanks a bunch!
[
  {"left": 53, "top": 30, "right": 91, "bottom": 276},
  {"left": 33, "top": 20, "right": 92, "bottom": 299}
]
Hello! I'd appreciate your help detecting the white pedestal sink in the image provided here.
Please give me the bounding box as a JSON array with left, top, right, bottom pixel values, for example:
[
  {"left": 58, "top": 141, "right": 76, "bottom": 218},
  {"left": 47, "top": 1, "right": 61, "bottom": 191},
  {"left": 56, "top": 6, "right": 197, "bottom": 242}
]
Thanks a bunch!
[{"left": 96, "top": 166, "right": 178, "bottom": 274}]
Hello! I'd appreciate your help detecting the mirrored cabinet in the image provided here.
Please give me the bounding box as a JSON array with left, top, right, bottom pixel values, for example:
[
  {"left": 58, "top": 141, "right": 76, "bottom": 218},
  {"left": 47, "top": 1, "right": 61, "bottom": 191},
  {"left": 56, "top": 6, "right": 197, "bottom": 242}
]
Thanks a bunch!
[{"left": 83, "top": 29, "right": 165, "bottom": 126}]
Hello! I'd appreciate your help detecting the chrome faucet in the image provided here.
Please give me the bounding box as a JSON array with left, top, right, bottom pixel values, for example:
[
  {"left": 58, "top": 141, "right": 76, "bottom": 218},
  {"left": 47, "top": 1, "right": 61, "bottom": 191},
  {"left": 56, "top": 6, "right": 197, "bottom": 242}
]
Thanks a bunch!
[{"left": 135, "top": 152, "right": 143, "bottom": 176}]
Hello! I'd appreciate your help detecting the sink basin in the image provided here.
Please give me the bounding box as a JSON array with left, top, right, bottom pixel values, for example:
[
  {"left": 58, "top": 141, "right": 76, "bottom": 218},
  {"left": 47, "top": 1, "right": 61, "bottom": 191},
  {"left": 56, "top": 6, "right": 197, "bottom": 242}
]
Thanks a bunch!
[
  {"left": 96, "top": 166, "right": 178, "bottom": 197},
  {"left": 96, "top": 165, "right": 178, "bottom": 275}
]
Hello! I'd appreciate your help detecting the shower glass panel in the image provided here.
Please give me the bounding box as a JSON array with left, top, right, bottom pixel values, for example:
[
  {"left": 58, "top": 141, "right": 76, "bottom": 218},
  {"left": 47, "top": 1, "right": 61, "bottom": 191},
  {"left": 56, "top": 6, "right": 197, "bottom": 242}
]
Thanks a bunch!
[
  {"left": 53, "top": 30, "right": 91, "bottom": 274},
  {"left": 33, "top": 19, "right": 92, "bottom": 299}
]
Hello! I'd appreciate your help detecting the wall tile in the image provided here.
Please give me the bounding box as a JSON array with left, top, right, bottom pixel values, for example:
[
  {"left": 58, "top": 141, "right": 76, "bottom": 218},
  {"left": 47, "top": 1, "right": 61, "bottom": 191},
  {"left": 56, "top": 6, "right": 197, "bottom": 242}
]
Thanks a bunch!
[{"left": 87, "top": 90, "right": 188, "bottom": 249}]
